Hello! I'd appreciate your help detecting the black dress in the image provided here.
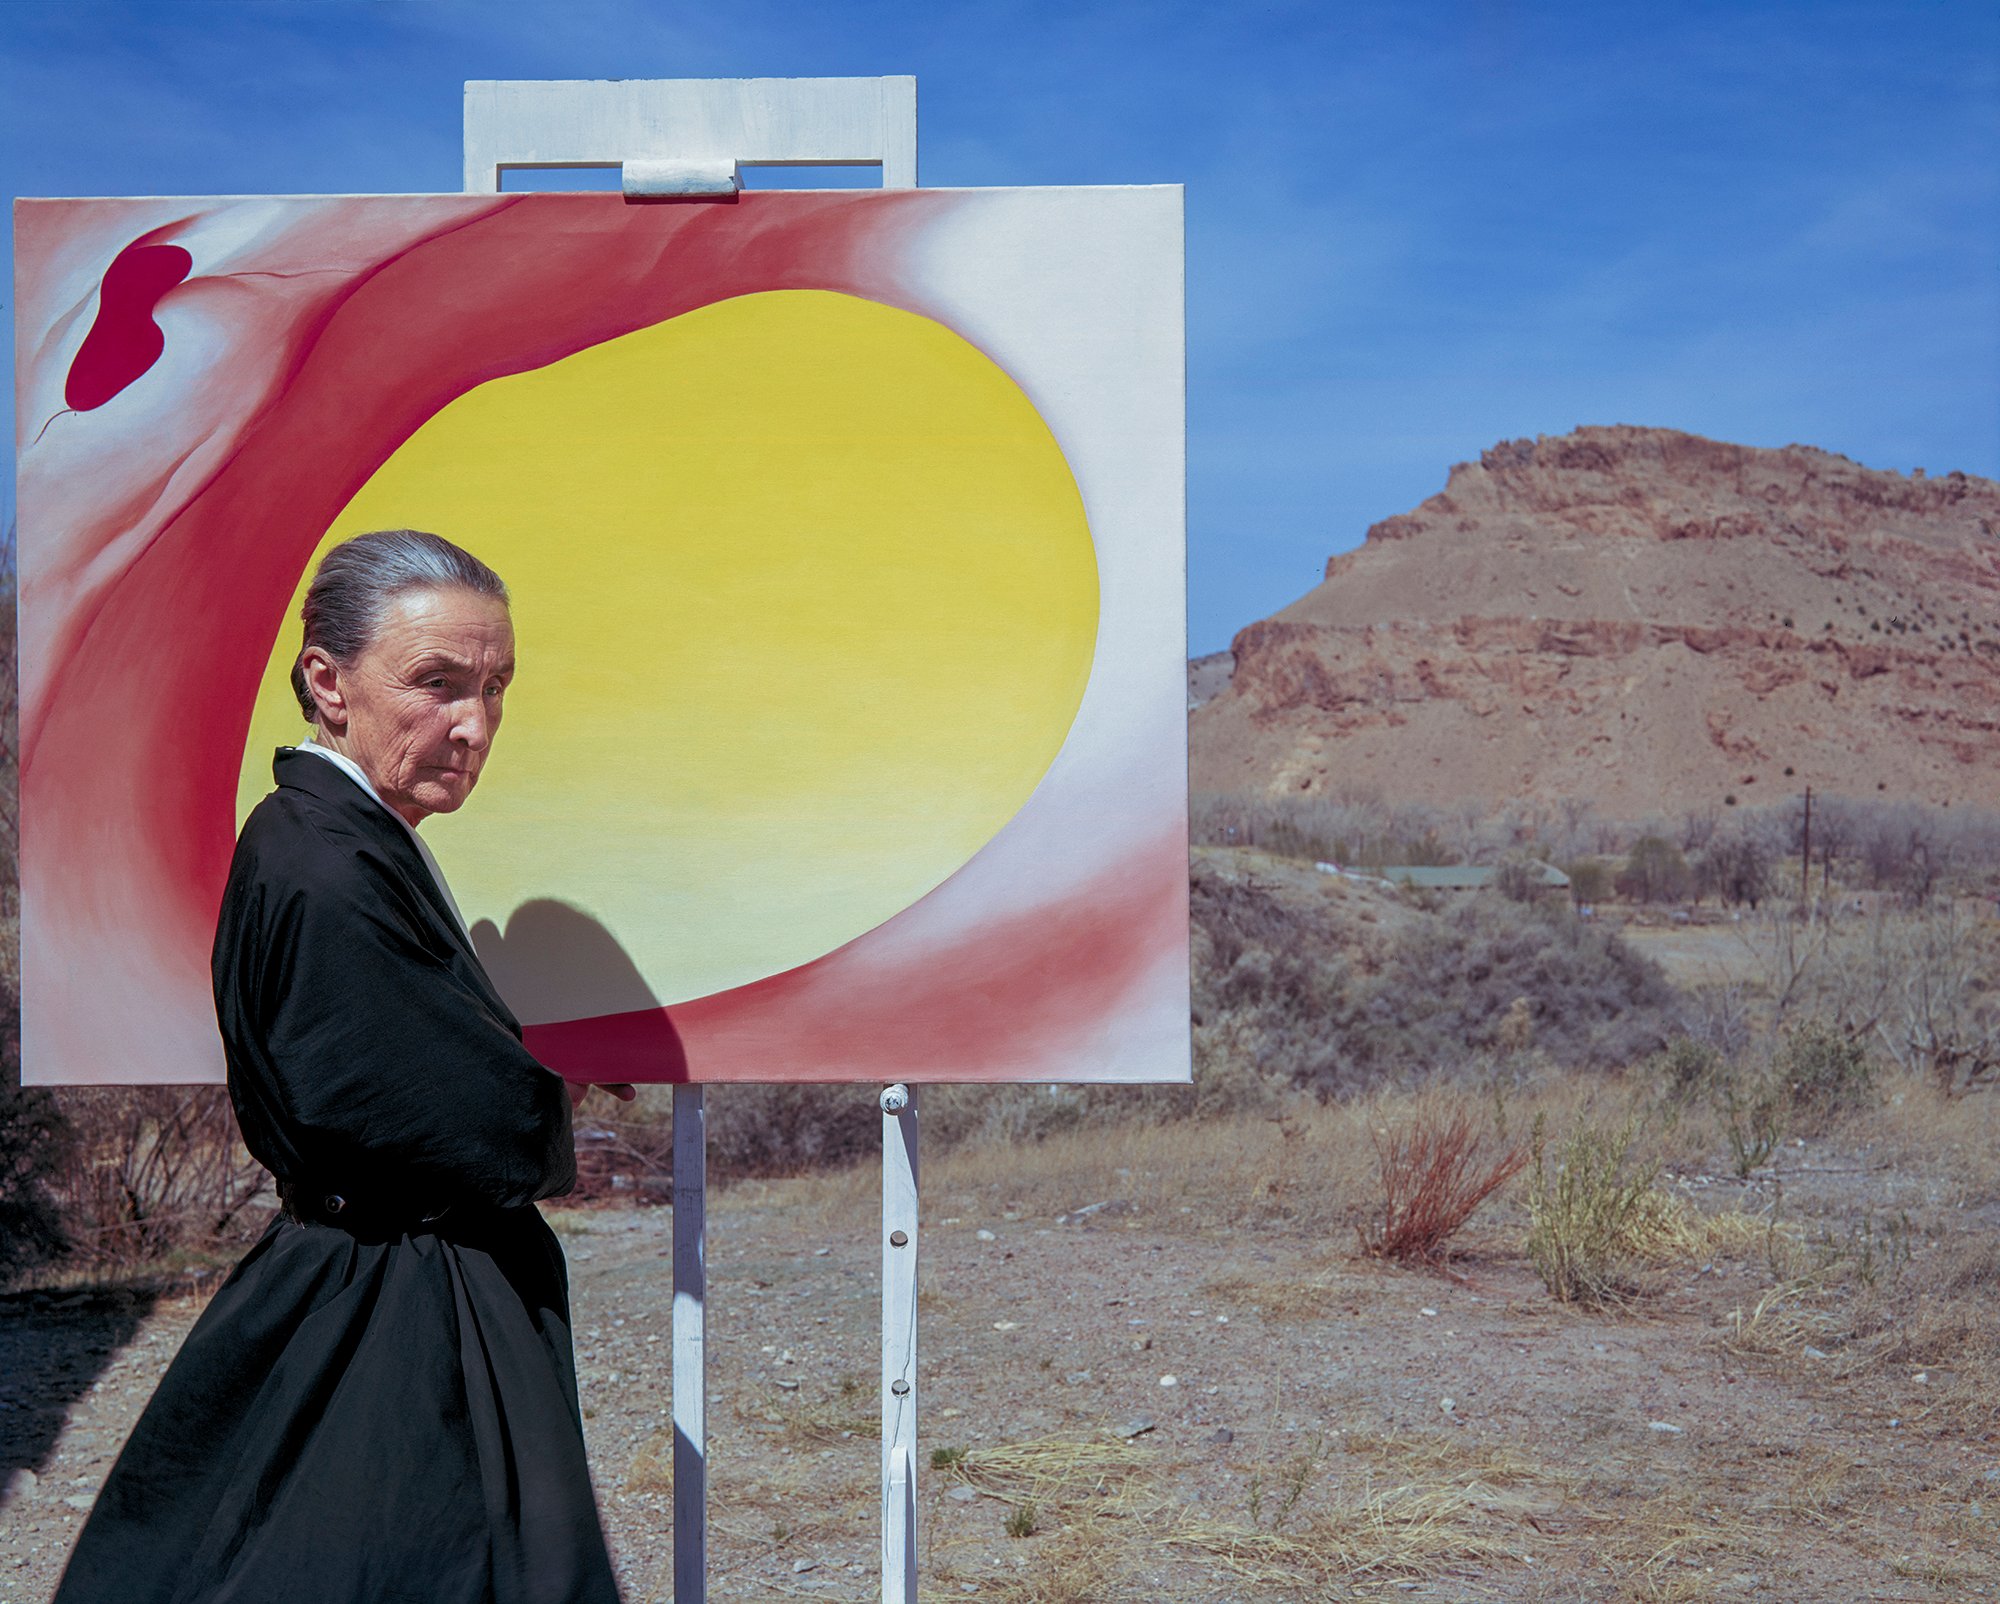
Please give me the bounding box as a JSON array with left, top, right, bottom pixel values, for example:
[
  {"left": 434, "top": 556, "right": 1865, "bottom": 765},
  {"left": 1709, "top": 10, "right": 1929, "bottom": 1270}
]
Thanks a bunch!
[{"left": 54, "top": 749, "right": 621, "bottom": 1604}]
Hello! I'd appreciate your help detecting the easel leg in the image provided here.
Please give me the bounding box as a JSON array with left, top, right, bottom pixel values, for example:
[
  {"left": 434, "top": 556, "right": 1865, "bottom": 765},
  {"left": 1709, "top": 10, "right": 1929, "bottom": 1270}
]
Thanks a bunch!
[
  {"left": 880, "top": 1084, "right": 919, "bottom": 1603},
  {"left": 673, "top": 1084, "right": 707, "bottom": 1604}
]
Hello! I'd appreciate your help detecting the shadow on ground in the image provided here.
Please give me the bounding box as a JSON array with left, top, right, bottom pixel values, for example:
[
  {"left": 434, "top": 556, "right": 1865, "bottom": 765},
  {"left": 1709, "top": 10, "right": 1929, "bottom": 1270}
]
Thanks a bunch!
[{"left": 0, "top": 1282, "right": 164, "bottom": 1512}]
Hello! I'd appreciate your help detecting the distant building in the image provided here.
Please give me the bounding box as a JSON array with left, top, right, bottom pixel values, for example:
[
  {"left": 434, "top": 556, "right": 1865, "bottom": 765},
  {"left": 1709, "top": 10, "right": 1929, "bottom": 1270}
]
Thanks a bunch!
[{"left": 1373, "top": 863, "right": 1571, "bottom": 893}]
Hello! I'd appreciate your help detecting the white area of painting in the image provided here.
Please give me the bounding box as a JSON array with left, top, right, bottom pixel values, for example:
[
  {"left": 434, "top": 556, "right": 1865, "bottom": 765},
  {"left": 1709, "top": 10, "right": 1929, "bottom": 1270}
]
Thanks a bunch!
[
  {"left": 16, "top": 198, "right": 468, "bottom": 711},
  {"left": 883, "top": 186, "right": 1188, "bottom": 927},
  {"left": 821, "top": 186, "right": 1188, "bottom": 1081}
]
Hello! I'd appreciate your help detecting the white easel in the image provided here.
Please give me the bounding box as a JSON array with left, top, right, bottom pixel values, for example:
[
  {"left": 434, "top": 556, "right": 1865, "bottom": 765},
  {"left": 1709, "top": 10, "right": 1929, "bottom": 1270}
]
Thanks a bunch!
[{"left": 463, "top": 77, "right": 922, "bottom": 1604}]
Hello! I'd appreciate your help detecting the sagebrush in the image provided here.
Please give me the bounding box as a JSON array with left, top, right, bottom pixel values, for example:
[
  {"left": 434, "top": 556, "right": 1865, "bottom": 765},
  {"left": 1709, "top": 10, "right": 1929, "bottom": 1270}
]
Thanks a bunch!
[{"left": 1523, "top": 1112, "right": 1661, "bottom": 1306}]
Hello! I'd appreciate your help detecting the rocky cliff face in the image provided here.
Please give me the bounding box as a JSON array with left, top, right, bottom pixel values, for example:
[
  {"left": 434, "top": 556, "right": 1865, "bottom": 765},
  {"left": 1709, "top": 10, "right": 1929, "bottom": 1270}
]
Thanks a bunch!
[{"left": 1190, "top": 426, "right": 2000, "bottom": 814}]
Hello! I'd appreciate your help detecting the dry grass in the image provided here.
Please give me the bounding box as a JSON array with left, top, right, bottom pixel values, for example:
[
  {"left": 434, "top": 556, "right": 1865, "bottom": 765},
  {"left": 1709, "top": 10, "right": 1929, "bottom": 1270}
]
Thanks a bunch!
[
  {"left": 1534, "top": 1483, "right": 1793, "bottom": 1602},
  {"left": 1720, "top": 1199, "right": 2000, "bottom": 1435},
  {"left": 1155, "top": 1481, "right": 1526, "bottom": 1586},
  {"left": 527, "top": 1060, "right": 2000, "bottom": 1598},
  {"left": 929, "top": 1428, "right": 1574, "bottom": 1596},
  {"left": 22, "top": 1059, "right": 2000, "bottom": 1603},
  {"left": 1854, "top": 1070, "right": 2000, "bottom": 1204},
  {"left": 625, "top": 1428, "right": 674, "bottom": 1494},
  {"left": 905, "top": 1076, "right": 1731, "bottom": 1251},
  {"left": 775, "top": 1076, "right": 1801, "bottom": 1325},
  {"left": 734, "top": 1375, "right": 878, "bottom": 1447},
  {"left": 1159, "top": 1432, "right": 1575, "bottom": 1590},
  {"left": 1198, "top": 1269, "right": 1348, "bottom": 1322},
  {"left": 1847, "top": 1234, "right": 2000, "bottom": 1433},
  {"left": 924, "top": 1439, "right": 1152, "bottom": 1603},
  {"left": 928, "top": 1525, "right": 1134, "bottom": 1604},
  {"left": 1153, "top": 1432, "right": 1559, "bottom": 1590},
  {"left": 1624, "top": 1485, "right": 1763, "bottom": 1568},
  {"left": 933, "top": 1434, "right": 1150, "bottom": 1511},
  {"left": 1768, "top": 1448, "right": 1864, "bottom": 1528},
  {"left": 1357, "top": 1092, "right": 1527, "bottom": 1269},
  {"left": 910, "top": 1105, "right": 1378, "bottom": 1240},
  {"left": 725, "top": 1062, "right": 1859, "bottom": 1259},
  {"left": 631, "top": 1400, "right": 1989, "bottom": 1602},
  {"left": 1725, "top": 1273, "right": 1854, "bottom": 1361},
  {"left": 1337, "top": 1429, "right": 1578, "bottom": 1496},
  {"left": 1626, "top": 1193, "right": 1774, "bottom": 1262}
]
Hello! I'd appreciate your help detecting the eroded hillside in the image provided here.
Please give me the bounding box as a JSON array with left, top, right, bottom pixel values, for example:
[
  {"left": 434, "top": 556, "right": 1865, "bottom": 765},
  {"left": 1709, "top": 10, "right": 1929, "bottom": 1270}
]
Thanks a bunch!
[{"left": 1193, "top": 427, "right": 2000, "bottom": 813}]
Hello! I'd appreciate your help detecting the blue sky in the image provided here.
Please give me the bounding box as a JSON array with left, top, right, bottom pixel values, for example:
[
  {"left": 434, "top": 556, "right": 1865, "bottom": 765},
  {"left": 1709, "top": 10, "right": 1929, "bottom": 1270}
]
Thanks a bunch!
[{"left": 5, "top": 0, "right": 1996, "bottom": 653}]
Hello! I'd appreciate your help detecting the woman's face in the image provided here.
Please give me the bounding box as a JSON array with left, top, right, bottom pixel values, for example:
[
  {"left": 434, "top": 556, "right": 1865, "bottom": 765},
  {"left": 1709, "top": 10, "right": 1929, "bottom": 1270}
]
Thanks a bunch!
[{"left": 308, "top": 586, "right": 515, "bottom": 826}]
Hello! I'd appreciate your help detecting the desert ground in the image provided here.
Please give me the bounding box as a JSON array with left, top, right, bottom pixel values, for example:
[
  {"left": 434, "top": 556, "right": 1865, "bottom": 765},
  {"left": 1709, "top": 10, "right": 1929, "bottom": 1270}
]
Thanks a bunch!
[{"left": 5, "top": 1059, "right": 1997, "bottom": 1604}]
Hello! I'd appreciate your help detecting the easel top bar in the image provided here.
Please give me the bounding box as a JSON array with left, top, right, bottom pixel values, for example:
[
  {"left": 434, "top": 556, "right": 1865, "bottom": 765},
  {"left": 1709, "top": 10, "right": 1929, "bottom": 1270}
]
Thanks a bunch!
[{"left": 463, "top": 76, "right": 918, "bottom": 193}]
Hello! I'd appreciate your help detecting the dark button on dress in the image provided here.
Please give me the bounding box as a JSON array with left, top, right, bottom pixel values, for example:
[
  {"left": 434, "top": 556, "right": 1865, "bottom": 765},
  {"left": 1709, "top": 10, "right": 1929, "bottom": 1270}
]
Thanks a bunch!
[{"left": 54, "top": 749, "right": 621, "bottom": 1604}]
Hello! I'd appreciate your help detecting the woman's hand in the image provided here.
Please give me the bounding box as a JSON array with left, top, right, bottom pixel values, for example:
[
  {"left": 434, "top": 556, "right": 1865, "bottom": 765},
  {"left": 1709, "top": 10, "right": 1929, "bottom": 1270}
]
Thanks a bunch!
[{"left": 566, "top": 1080, "right": 638, "bottom": 1107}]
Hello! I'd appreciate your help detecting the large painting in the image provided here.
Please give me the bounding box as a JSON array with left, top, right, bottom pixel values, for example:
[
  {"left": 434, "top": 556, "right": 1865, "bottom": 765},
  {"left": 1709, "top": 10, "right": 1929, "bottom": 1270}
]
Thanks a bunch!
[{"left": 15, "top": 187, "right": 1188, "bottom": 1084}]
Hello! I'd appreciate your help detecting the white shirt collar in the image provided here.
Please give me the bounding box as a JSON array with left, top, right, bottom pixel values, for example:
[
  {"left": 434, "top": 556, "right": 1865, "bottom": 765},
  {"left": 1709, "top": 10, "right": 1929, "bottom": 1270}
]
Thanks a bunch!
[
  {"left": 292, "top": 739, "right": 472, "bottom": 943},
  {"left": 295, "top": 738, "right": 394, "bottom": 818}
]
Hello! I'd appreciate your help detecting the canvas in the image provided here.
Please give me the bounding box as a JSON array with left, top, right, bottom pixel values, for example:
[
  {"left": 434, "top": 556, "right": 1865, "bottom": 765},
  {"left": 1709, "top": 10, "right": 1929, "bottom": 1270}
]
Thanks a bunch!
[{"left": 14, "top": 187, "right": 1188, "bottom": 1084}]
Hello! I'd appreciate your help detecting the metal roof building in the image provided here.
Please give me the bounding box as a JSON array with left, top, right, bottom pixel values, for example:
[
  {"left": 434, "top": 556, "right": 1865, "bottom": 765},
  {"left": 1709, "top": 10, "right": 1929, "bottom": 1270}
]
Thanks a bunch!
[{"left": 1371, "top": 863, "right": 1571, "bottom": 891}]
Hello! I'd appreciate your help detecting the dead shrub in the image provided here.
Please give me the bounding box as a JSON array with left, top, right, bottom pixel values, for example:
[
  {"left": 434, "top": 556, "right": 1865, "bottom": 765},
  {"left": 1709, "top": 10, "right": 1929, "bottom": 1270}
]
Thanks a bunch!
[
  {"left": 586, "top": 1082, "right": 879, "bottom": 1183},
  {"left": 706, "top": 1082, "right": 880, "bottom": 1176},
  {"left": 1646, "top": 1036, "right": 1724, "bottom": 1104},
  {"left": 1786, "top": 902, "right": 1999, "bottom": 1095},
  {"left": 1849, "top": 1234, "right": 2000, "bottom": 1432},
  {"left": 48, "top": 1086, "right": 269, "bottom": 1269},
  {"left": 1858, "top": 1068, "right": 2000, "bottom": 1204},
  {"left": 1191, "top": 849, "right": 1679, "bottom": 1100},
  {"left": 1672, "top": 980, "right": 1755, "bottom": 1061},
  {"left": 1357, "top": 1096, "right": 1525, "bottom": 1268},
  {"left": 0, "top": 1077, "right": 73, "bottom": 1285},
  {"left": 1771, "top": 1017, "right": 1876, "bottom": 1128},
  {"left": 1715, "top": 1067, "right": 1788, "bottom": 1178}
]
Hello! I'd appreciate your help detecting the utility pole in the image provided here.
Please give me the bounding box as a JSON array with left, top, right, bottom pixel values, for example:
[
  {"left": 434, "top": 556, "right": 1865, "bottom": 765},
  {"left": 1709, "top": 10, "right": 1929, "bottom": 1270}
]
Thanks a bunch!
[{"left": 1800, "top": 785, "right": 1813, "bottom": 910}]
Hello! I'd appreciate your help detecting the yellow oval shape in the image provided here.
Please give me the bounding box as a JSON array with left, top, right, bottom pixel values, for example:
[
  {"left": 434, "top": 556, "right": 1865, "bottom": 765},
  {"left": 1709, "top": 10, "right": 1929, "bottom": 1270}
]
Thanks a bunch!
[{"left": 237, "top": 290, "right": 1099, "bottom": 1011}]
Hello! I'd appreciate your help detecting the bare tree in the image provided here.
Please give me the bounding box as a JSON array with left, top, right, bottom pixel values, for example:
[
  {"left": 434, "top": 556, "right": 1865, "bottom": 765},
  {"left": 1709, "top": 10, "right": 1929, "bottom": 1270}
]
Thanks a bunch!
[
  {"left": 1680, "top": 804, "right": 1721, "bottom": 855},
  {"left": 1673, "top": 981, "right": 1755, "bottom": 1061},
  {"left": 1817, "top": 903, "right": 2000, "bottom": 1094},
  {"left": 1493, "top": 798, "right": 1547, "bottom": 858},
  {"left": 1554, "top": 795, "right": 1597, "bottom": 862},
  {"left": 1442, "top": 797, "right": 1488, "bottom": 865},
  {"left": 1736, "top": 899, "right": 1834, "bottom": 1018},
  {"left": 1617, "top": 835, "right": 1690, "bottom": 904},
  {"left": 1855, "top": 799, "right": 1952, "bottom": 904},
  {"left": 1700, "top": 825, "right": 1775, "bottom": 910},
  {"left": 1807, "top": 793, "right": 1857, "bottom": 895}
]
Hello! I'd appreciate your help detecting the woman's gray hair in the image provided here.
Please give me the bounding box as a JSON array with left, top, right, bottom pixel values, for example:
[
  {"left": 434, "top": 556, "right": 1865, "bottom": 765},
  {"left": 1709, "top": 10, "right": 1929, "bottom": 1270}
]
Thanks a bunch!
[{"left": 290, "top": 529, "right": 510, "bottom": 721}]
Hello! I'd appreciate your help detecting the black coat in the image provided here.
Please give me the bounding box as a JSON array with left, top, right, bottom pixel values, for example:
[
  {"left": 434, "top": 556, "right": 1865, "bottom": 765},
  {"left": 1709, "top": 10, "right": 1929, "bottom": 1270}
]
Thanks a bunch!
[{"left": 54, "top": 749, "right": 620, "bottom": 1604}]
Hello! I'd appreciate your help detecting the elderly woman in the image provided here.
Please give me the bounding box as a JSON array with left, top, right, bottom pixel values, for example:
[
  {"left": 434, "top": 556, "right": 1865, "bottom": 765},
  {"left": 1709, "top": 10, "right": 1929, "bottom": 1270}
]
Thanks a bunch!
[{"left": 56, "top": 530, "right": 626, "bottom": 1604}]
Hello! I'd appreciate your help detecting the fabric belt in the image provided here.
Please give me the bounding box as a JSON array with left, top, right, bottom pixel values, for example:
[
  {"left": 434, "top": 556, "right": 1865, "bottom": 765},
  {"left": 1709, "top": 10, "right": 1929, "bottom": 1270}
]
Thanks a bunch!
[{"left": 275, "top": 1177, "right": 455, "bottom": 1235}]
